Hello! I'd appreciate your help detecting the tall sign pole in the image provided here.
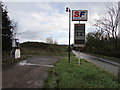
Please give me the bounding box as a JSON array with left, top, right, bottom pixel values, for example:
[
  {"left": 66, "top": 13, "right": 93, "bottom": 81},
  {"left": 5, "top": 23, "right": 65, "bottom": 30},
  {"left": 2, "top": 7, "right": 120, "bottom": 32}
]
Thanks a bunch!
[
  {"left": 66, "top": 7, "right": 71, "bottom": 63},
  {"left": 118, "top": 1, "right": 120, "bottom": 32}
]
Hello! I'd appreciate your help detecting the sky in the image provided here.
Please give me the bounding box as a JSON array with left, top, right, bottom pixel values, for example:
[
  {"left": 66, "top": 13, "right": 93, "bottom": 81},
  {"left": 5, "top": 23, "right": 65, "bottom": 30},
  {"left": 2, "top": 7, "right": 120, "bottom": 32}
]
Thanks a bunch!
[{"left": 3, "top": 1, "right": 116, "bottom": 44}]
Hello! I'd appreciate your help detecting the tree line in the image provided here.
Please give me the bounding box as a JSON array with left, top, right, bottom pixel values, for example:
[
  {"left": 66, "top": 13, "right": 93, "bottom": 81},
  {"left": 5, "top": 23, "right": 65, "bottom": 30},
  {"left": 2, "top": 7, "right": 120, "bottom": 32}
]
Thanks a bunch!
[
  {"left": 85, "top": 31, "right": 120, "bottom": 58},
  {"left": 85, "top": 2, "right": 120, "bottom": 58},
  {"left": 1, "top": 2, "right": 16, "bottom": 52}
]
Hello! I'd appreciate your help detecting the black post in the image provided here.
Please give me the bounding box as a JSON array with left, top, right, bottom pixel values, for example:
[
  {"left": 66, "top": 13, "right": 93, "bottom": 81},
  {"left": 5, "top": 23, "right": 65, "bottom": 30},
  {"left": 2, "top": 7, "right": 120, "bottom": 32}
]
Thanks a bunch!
[
  {"left": 66, "top": 7, "right": 71, "bottom": 63},
  {"left": 68, "top": 9, "right": 71, "bottom": 63}
]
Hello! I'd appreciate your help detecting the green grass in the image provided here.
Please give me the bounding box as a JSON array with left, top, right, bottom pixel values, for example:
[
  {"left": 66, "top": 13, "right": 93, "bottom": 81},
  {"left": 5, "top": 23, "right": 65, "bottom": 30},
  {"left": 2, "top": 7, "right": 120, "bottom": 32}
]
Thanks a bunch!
[{"left": 44, "top": 56, "right": 119, "bottom": 88}]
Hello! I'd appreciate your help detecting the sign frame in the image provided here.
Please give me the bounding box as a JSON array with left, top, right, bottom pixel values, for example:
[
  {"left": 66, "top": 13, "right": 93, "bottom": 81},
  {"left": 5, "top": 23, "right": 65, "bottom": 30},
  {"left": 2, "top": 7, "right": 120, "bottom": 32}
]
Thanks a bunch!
[{"left": 72, "top": 10, "right": 88, "bottom": 21}]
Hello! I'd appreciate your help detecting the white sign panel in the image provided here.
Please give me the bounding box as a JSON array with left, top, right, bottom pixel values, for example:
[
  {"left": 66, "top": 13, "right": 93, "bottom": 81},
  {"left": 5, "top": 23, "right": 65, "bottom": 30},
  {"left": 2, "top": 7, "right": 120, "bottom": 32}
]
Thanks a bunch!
[{"left": 72, "top": 10, "right": 88, "bottom": 21}]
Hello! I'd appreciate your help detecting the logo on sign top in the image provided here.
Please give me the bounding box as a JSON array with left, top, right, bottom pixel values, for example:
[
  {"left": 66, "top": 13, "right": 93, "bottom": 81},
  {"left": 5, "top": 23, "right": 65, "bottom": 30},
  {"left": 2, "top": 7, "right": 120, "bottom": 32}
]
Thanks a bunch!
[{"left": 72, "top": 10, "right": 88, "bottom": 21}]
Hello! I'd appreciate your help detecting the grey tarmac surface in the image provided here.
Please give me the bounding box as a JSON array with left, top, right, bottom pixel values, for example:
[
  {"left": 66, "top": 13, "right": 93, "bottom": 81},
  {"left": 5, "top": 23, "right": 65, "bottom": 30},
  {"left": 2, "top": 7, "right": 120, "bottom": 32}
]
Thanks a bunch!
[
  {"left": 72, "top": 50, "right": 119, "bottom": 77},
  {"left": 2, "top": 56, "right": 61, "bottom": 88}
]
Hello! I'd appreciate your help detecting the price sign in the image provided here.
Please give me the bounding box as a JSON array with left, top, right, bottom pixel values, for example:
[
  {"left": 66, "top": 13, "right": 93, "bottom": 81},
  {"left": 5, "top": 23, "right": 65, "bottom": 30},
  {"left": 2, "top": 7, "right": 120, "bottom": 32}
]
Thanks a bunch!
[{"left": 74, "top": 24, "right": 85, "bottom": 47}]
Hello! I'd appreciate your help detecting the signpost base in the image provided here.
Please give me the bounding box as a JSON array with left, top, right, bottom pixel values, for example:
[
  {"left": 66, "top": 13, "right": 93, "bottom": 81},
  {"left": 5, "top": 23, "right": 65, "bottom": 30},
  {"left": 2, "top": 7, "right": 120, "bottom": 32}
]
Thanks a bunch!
[
  {"left": 78, "top": 58, "right": 80, "bottom": 65},
  {"left": 78, "top": 50, "right": 80, "bottom": 65}
]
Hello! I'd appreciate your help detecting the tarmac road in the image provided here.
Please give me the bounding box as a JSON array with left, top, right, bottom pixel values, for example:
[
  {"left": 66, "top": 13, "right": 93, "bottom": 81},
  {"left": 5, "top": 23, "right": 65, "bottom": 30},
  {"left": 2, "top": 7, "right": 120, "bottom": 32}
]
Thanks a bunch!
[
  {"left": 2, "top": 56, "right": 61, "bottom": 88},
  {"left": 72, "top": 50, "right": 119, "bottom": 77}
]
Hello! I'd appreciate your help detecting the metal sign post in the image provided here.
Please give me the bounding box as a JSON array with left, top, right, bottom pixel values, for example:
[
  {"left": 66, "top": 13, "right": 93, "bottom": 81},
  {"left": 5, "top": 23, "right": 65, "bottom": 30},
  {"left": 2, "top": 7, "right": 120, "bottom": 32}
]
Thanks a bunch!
[{"left": 66, "top": 7, "right": 71, "bottom": 63}]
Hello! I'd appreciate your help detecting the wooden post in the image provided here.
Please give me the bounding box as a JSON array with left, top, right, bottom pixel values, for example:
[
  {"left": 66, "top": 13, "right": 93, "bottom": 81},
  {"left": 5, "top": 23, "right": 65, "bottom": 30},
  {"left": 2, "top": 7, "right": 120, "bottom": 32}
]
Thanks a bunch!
[
  {"left": 78, "top": 50, "right": 80, "bottom": 65},
  {"left": 78, "top": 58, "right": 80, "bottom": 65}
]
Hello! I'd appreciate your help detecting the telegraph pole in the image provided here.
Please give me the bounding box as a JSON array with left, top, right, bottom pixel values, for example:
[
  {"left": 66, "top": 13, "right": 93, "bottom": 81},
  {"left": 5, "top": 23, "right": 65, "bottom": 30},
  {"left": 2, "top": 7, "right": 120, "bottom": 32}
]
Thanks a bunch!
[
  {"left": 118, "top": 1, "right": 120, "bottom": 83},
  {"left": 66, "top": 7, "right": 71, "bottom": 63}
]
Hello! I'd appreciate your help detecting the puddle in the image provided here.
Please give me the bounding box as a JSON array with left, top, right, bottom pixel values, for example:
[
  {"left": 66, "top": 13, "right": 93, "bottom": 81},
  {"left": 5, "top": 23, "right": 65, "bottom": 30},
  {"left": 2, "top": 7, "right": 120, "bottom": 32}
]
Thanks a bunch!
[
  {"left": 18, "top": 60, "right": 54, "bottom": 68},
  {"left": 19, "top": 60, "right": 27, "bottom": 66}
]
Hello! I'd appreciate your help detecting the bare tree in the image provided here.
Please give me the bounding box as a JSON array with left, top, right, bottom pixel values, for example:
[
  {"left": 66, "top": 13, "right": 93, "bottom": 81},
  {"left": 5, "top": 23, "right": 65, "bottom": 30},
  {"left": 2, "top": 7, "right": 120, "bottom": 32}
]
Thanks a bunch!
[
  {"left": 46, "top": 37, "right": 58, "bottom": 44},
  {"left": 93, "top": 2, "right": 120, "bottom": 57},
  {"left": 46, "top": 37, "right": 54, "bottom": 44},
  {"left": 93, "top": 2, "right": 120, "bottom": 40},
  {"left": 54, "top": 40, "right": 58, "bottom": 45}
]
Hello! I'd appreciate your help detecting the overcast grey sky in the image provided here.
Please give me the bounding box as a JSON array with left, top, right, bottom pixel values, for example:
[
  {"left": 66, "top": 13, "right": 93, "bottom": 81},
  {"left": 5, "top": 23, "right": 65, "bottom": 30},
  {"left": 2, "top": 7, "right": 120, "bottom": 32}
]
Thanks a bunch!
[{"left": 3, "top": 1, "right": 116, "bottom": 44}]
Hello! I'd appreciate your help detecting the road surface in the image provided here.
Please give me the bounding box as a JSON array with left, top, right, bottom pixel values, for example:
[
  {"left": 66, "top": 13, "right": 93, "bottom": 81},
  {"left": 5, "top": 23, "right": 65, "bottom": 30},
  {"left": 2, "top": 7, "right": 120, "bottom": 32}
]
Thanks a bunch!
[
  {"left": 72, "top": 50, "right": 119, "bottom": 77},
  {"left": 2, "top": 56, "right": 61, "bottom": 88}
]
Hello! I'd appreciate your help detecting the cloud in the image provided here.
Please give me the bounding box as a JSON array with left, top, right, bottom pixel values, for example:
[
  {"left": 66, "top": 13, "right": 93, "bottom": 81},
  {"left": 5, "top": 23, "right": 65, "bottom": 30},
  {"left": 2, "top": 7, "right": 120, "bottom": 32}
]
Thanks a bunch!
[
  {"left": 6, "top": 2, "right": 69, "bottom": 44},
  {"left": 35, "top": 2, "right": 53, "bottom": 12},
  {"left": 4, "top": 2, "right": 108, "bottom": 44}
]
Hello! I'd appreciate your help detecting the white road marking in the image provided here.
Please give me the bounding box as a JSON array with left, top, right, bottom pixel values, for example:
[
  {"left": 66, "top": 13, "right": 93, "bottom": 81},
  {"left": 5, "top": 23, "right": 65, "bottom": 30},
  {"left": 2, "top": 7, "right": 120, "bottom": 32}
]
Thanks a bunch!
[{"left": 18, "top": 60, "right": 54, "bottom": 68}]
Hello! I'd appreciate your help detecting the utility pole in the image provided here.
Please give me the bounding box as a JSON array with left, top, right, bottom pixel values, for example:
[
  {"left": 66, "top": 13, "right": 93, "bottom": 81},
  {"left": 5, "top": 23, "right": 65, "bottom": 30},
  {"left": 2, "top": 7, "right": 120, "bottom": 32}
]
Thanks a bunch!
[
  {"left": 114, "top": 1, "right": 120, "bottom": 58},
  {"left": 118, "top": 1, "right": 120, "bottom": 83},
  {"left": 66, "top": 7, "right": 71, "bottom": 63}
]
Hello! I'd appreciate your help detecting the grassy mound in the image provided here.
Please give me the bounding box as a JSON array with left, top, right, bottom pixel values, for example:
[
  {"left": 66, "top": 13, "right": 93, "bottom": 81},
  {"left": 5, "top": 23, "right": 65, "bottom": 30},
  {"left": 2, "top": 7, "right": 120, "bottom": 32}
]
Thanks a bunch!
[{"left": 20, "top": 42, "right": 68, "bottom": 56}]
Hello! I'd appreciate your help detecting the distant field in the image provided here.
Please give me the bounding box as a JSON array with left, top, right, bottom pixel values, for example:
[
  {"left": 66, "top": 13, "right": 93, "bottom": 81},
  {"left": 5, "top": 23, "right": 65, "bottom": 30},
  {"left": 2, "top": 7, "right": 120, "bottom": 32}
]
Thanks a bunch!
[{"left": 44, "top": 56, "right": 119, "bottom": 88}]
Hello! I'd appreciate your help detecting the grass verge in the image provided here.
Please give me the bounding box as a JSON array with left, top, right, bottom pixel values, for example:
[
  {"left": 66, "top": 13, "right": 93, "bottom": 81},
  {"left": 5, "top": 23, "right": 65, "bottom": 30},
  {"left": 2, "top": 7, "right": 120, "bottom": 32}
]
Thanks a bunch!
[{"left": 44, "top": 56, "right": 119, "bottom": 88}]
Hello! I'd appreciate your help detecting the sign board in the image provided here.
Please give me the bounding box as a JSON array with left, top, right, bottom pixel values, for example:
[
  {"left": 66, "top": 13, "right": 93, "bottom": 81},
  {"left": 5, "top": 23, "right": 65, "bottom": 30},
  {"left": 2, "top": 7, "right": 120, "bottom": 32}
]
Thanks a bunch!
[
  {"left": 74, "top": 24, "right": 85, "bottom": 47},
  {"left": 72, "top": 10, "right": 88, "bottom": 21}
]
